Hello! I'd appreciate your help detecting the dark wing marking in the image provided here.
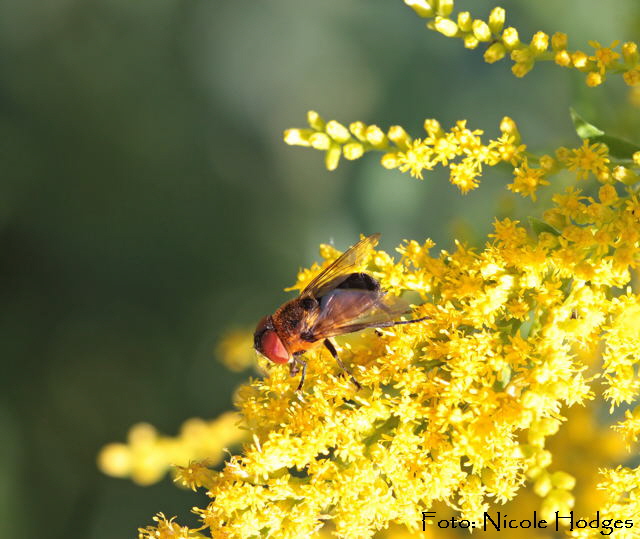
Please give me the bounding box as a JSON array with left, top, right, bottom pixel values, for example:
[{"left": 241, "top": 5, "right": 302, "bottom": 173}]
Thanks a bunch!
[
  {"left": 301, "top": 234, "right": 381, "bottom": 299},
  {"left": 305, "top": 288, "right": 411, "bottom": 341}
]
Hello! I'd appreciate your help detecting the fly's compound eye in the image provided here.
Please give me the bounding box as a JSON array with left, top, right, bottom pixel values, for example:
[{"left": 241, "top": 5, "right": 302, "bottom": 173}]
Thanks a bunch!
[{"left": 259, "top": 330, "right": 289, "bottom": 364}]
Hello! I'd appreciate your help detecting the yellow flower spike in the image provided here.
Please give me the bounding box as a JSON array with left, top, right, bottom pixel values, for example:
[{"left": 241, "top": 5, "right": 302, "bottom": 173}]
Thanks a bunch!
[
  {"left": 471, "top": 19, "right": 492, "bottom": 42},
  {"left": 283, "top": 128, "right": 313, "bottom": 147},
  {"left": 404, "top": 0, "right": 435, "bottom": 18},
  {"left": 307, "top": 110, "right": 325, "bottom": 131},
  {"left": 488, "top": 7, "right": 506, "bottom": 35},
  {"left": 633, "top": 151, "right": 640, "bottom": 166},
  {"left": 325, "top": 143, "right": 342, "bottom": 171},
  {"left": 100, "top": 413, "right": 247, "bottom": 487},
  {"left": 484, "top": 42, "right": 507, "bottom": 64},
  {"left": 433, "top": 17, "right": 458, "bottom": 38},
  {"left": 325, "top": 120, "right": 351, "bottom": 144},
  {"left": 456, "top": 11, "right": 472, "bottom": 33},
  {"left": 343, "top": 142, "right": 365, "bottom": 160},
  {"left": 501, "top": 27, "right": 520, "bottom": 50}
]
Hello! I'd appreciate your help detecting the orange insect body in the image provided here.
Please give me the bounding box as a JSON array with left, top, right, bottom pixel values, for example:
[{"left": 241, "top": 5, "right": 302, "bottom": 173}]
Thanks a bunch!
[{"left": 254, "top": 234, "right": 427, "bottom": 390}]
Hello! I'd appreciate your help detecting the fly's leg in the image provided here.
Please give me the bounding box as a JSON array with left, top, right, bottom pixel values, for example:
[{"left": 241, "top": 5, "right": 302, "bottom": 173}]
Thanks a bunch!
[
  {"left": 323, "top": 339, "right": 361, "bottom": 390},
  {"left": 290, "top": 355, "right": 307, "bottom": 392}
]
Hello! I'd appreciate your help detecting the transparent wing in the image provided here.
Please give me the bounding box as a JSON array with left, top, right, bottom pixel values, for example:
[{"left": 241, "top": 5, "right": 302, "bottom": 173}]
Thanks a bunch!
[
  {"left": 301, "top": 234, "right": 381, "bottom": 299},
  {"left": 306, "top": 288, "right": 412, "bottom": 341}
]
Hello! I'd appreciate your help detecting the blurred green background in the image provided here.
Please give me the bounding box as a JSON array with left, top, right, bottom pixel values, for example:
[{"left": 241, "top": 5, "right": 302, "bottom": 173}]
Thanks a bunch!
[{"left": 1, "top": 0, "right": 637, "bottom": 537}]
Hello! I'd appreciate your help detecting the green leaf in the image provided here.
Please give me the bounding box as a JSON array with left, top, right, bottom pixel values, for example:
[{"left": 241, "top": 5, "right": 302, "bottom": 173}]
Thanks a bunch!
[
  {"left": 594, "top": 135, "right": 640, "bottom": 160},
  {"left": 570, "top": 108, "right": 604, "bottom": 139},
  {"left": 570, "top": 108, "right": 640, "bottom": 159},
  {"left": 529, "top": 217, "right": 561, "bottom": 237}
]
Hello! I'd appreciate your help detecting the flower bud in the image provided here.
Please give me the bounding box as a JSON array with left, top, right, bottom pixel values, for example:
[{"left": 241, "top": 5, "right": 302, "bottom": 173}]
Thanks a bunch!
[
  {"left": 457, "top": 11, "right": 472, "bottom": 32},
  {"left": 325, "top": 144, "right": 342, "bottom": 171},
  {"left": 423, "top": 118, "right": 442, "bottom": 138},
  {"left": 381, "top": 152, "right": 399, "bottom": 169},
  {"left": 472, "top": 19, "right": 492, "bottom": 42},
  {"left": 484, "top": 42, "right": 507, "bottom": 63},
  {"left": 623, "top": 68, "right": 640, "bottom": 86},
  {"left": 512, "top": 61, "right": 534, "bottom": 78},
  {"left": 434, "top": 16, "right": 458, "bottom": 37},
  {"left": 307, "top": 110, "right": 325, "bottom": 131},
  {"left": 310, "top": 132, "right": 331, "bottom": 150},
  {"left": 349, "top": 121, "right": 367, "bottom": 141},
  {"left": 551, "top": 32, "right": 568, "bottom": 51},
  {"left": 586, "top": 72, "right": 603, "bottom": 87},
  {"left": 404, "top": 0, "right": 434, "bottom": 18},
  {"left": 463, "top": 34, "right": 479, "bottom": 49},
  {"left": 622, "top": 41, "right": 639, "bottom": 65},
  {"left": 488, "top": 7, "right": 505, "bottom": 34},
  {"left": 326, "top": 120, "right": 351, "bottom": 143},
  {"left": 388, "top": 125, "right": 412, "bottom": 149},
  {"left": 366, "top": 125, "right": 388, "bottom": 148},
  {"left": 613, "top": 166, "right": 639, "bottom": 185},
  {"left": 555, "top": 50, "right": 571, "bottom": 67},
  {"left": 343, "top": 142, "right": 365, "bottom": 160},
  {"left": 283, "top": 128, "right": 313, "bottom": 147},
  {"left": 502, "top": 27, "right": 520, "bottom": 50},
  {"left": 571, "top": 51, "right": 589, "bottom": 70},
  {"left": 531, "top": 31, "right": 549, "bottom": 54},
  {"left": 534, "top": 473, "right": 552, "bottom": 497},
  {"left": 551, "top": 471, "right": 576, "bottom": 490},
  {"left": 437, "top": 0, "right": 454, "bottom": 17}
]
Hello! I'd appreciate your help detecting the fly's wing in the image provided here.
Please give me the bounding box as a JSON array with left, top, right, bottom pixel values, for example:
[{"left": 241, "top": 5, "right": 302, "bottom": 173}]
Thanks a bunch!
[
  {"left": 305, "top": 288, "right": 411, "bottom": 341},
  {"left": 301, "top": 234, "right": 381, "bottom": 299}
]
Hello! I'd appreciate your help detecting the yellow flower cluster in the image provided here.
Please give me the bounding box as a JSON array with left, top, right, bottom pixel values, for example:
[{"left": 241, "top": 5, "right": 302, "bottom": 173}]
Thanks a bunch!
[
  {"left": 98, "top": 412, "right": 246, "bottom": 486},
  {"left": 404, "top": 0, "right": 640, "bottom": 86},
  {"left": 133, "top": 135, "right": 639, "bottom": 535},
  {"left": 98, "top": 4, "right": 640, "bottom": 537},
  {"left": 286, "top": 112, "right": 531, "bottom": 194},
  {"left": 285, "top": 111, "right": 634, "bottom": 202}
]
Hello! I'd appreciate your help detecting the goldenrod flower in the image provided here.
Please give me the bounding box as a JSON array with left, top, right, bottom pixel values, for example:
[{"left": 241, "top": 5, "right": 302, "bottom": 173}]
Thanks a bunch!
[
  {"left": 403, "top": 1, "right": 640, "bottom": 87},
  {"left": 98, "top": 412, "right": 246, "bottom": 486},
  {"left": 562, "top": 140, "right": 611, "bottom": 181},
  {"left": 105, "top": 5, "right": 640, "bottom": 538}
]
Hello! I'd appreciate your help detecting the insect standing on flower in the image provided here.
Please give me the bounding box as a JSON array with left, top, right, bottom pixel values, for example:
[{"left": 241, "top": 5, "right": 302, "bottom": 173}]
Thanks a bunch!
[{"left": 253, "top": 234, "right": 428, "bottom": 390}]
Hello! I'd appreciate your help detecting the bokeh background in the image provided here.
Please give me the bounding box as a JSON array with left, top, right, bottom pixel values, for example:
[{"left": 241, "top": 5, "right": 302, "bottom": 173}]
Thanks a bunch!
[{"left": 1, "top": 0, "right": 638, "bottom": 537}]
